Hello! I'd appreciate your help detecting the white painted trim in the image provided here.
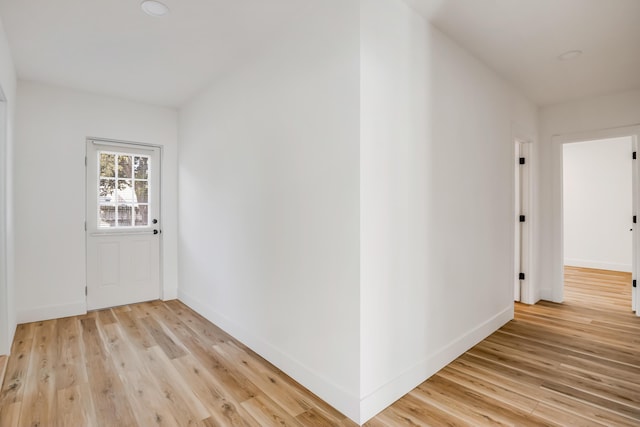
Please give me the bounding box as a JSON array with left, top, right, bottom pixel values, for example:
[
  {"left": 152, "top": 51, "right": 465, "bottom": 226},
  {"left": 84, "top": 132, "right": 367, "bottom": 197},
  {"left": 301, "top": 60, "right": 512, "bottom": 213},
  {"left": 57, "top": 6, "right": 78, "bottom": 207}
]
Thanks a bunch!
[
  {"left": 539, "top": 288, "right": 554, "bottom": 301},
  {"left": 0, "top": 89, "right": 8, "bottom": 355},
  {"left": 358, "top": 305, "right": 514, "bottom": 424},
  {"left": 511, "top": 122, "right": 537, "bottom": 305},
  {"left": 552, "top": 124, "right": 640, "bottom": 305},
  {"left": 564, "top": 259, "right": 632, "bottom": 273},
  {"left": 17, "top": 301, "right": 86, "bottom": 324},
  {"left": 178, "top": 289, "right": 360, "bottom": 422}
]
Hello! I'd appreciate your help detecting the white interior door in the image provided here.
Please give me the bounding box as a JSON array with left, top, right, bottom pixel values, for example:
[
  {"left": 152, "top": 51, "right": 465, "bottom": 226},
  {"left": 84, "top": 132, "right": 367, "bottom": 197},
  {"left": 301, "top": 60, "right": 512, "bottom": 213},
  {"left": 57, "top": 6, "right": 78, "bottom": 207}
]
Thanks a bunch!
[
  {"left": 86, "top": 139, "right": 161, "bottom": 310},
  {"left": 633, "top": 137, "right": 639, "bottom": 315}
]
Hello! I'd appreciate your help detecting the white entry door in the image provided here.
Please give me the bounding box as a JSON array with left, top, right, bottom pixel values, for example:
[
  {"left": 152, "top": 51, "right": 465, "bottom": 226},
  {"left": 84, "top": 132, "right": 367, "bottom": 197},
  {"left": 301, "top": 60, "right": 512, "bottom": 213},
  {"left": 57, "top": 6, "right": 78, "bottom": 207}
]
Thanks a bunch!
[{"left": 86, "top": 139, "right": 161, "bottom": 310}]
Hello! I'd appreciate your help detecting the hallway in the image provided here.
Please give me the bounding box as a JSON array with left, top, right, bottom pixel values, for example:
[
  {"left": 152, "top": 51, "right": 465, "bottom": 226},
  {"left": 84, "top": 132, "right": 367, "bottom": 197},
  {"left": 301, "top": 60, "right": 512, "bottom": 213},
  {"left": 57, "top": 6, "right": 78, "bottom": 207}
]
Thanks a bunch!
[{"left": 369, "top": 267, "right": 640, "bottom": 426}]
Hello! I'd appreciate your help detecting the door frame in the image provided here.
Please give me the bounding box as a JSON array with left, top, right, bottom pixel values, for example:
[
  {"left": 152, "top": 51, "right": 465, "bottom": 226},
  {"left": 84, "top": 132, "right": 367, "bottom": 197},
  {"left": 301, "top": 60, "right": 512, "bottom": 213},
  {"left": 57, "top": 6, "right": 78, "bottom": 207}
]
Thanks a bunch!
[
  {"left": 514, "top": 139, "right": 532, "bottom": 302},
  {"left": 552, "top": 125, "right": 640, "bottom": 313},
  {"left": 512, "top": 121, "right": 536, "bottom": 305},
  {"left": 0, "top": 87, "right": 8, "bottom": 354},
  {"left": 85, "top": 137, "right": 164, "bottom": 307}
]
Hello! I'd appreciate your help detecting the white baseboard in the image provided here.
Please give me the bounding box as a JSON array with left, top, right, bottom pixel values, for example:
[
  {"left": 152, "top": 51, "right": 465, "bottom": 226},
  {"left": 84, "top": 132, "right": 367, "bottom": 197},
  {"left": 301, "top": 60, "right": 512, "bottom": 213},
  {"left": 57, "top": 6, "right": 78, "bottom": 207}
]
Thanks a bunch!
[
  {"left": 17, "top": 301, "right": 86, "bottom": 324},
  {"left": 358, "top": 305, "right": 514, "bottom": 424},
  {"left": 161, "top": 286, "right": 178, "bottom": 301},
  {"left": 539, "top": 288, "right": 555, "bottom": 302},
  {"left": 178, "top": 291, "right": 514, "bottom": 426},
  {"left": 564, "top": 259, "right": 632, "bottom": 273},
  {"left": 178, "top": 289, "right": 360, "bottom": 422}
]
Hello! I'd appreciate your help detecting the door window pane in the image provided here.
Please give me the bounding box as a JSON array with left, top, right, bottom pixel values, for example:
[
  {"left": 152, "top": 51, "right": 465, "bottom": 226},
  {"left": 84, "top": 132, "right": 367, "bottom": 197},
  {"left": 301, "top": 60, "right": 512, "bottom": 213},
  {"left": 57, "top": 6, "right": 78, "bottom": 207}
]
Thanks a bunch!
[
  {"left": 118, "top": 155, "right": 132, "bottom": 178},
  {"left": 135, "top": 205, "right": 149, "bottom": 226},
  {"left": 99, "top": 179, "right": 115, "bottom": 200},
  {"left": 100, "top": 153, "right": 115, "bottom": 177},
  {"left": 134, "top": 156, "right": 149, "bottom": 179},
  {"left": 117, "top": 179, "right": 134, "bottom": 203},
  {"left": 117, "top": 206, "right": 133, "bottom": 227},
  {"left": 135, "top": 181, "right": 148, "bottom": 203},
  {"left": 99, "top": 206, "right": 116, "bottom": 227}
]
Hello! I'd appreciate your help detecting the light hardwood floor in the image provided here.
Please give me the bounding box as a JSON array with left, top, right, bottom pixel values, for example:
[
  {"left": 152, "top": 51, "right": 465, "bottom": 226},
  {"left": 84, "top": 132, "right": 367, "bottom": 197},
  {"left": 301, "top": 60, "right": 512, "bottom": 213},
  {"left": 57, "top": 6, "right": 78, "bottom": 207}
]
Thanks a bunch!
[{"left": 1, "top": 266, "right": 639, "bottom": 426}]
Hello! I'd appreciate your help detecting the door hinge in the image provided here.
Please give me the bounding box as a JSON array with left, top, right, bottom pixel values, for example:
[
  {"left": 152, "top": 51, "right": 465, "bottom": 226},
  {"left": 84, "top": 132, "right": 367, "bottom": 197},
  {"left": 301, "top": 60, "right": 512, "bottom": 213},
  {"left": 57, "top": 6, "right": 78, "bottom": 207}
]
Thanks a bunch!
[
  {"left": 519, "top": 272, "right": 525, "bottom": 280},
  {"left": 84, "top": 221, "right": 87, "bottom": 231},
  {"left": 519, "top": 215, "right": 526, "bottom": 223},
  {"left": 519, "top": 157, "right": 526, "bottom": 165},
  {"left": 85, "top": 286, "right": 88, "bottom": 296},
  {"left": 85, "top": 156, "right": 87, "bottom": 166},
  {"left": 633, "top": 280, "right": 637, "bottom": 288},
  {"left": 634, "top": 216, "right": 637, "bottom": 224},
  {"left": 633, "top": 151, "right": 637, "bottom": 160}
]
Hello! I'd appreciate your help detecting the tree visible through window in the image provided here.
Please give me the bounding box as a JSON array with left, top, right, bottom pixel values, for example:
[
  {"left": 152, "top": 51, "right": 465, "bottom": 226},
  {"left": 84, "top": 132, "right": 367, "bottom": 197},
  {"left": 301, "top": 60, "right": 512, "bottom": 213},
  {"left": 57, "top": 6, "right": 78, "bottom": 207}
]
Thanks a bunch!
[{"left": 98, "top": 151, "right": 150, "bottom": 227}]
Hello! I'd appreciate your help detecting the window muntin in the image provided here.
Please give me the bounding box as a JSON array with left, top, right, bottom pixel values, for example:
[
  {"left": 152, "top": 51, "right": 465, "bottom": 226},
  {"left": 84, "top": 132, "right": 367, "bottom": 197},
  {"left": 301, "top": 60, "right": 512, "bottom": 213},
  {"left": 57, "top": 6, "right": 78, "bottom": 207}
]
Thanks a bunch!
[{"left": 98, "top": 152, "right": 151, "bottom": 228}]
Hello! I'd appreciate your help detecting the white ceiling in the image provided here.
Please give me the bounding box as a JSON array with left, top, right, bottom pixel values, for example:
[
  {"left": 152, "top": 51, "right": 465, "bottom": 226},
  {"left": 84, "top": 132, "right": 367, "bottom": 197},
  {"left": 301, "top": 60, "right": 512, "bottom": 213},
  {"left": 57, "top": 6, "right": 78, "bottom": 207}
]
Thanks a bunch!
[
  {"left": 0, "top": 0, "right": 311, "bottom": 107},
  {"left": 405, "top": 0, "right": 640, "bottom": 106},
  {"left": 0, "top": 0, "right": 639, "bottom": 108}
]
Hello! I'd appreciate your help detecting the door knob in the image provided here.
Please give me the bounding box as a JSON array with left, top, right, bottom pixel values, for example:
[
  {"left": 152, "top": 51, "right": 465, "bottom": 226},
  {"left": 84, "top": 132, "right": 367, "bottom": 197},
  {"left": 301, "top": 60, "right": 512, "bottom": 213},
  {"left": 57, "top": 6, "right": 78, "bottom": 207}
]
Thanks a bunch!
[
  {"left": 153, "top": 229, "right": 159, "bottom": 235},
  {"left": 152, "top": 219, "right": 158, "bottom": 224}
]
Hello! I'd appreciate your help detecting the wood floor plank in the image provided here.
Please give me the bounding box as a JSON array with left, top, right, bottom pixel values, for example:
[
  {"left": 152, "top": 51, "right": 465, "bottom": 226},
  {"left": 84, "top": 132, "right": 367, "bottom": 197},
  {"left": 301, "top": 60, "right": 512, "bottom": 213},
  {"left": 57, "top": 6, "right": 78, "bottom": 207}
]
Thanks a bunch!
[
  {"left": 0, "top": 324, "right": 34, "bottom": 425},
  {"left": 378, "top": 392, "right": 470, "bottom": 426},
  {"left": 139, "top": 315, "right": 187, "bottom": 360},
  {"left": 531, "top": 402, "right": 607, "bottom": 427},
  {"left": 55, "top": 316, "right": 87, "bottom": 391},
  {"left": 0, "top": 356, "right": 7, "bottom": 386},
  {"left": 56, "top": 384, "right": 96, "bottom": 427},
  {"left": 214, "top": 340, "right": 309, "bottom": 417},
  {"left": 422, "top": 374, "right": 549, "bottom": 427},
  {"left": 18, "top": 320, "right": 57, "bottom": 427},
  {"left": 138, "top": 346, "right": 210, "bottom": 425},
  {"left": 438, "top": 364, "right": 539, "bottom": 413},
  {"left": 0, "top": 402, "right": 20, "bottom": 427},
  {"left": 171, "top": 354, "right": 261, "bottom": 427},
  {"left": 241, "top": 393, "right": 303, "bottom": 427},
  {"left": 155, "top": 303, "right": 261, "bottom": 403},
  {"left": 111, "top": 310, "right": 156, "bottom": 351},
  {"left": 3, "top": 266, "right": 639, "bottom": 426},
  {"left": 80, "top": 317, "right": 138, "bottom": 427},
  {"left": 100, "top": 322, "right": 181, "bottom": 427},
  {"left": 454, "top": 352, "right": 640, "bottom": 426},
  {"left": 295, "top": 407, "right": 343, "bottom": 426}
]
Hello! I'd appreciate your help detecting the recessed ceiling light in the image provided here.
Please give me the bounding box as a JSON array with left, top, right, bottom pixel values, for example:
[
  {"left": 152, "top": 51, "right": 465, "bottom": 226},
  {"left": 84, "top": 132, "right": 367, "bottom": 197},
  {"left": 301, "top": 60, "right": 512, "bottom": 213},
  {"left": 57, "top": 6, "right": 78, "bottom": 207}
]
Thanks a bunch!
[
  {"left": 557, "top": 50, "right": 583, "bottom": 61},
  {"left": 141, "top": 0, "right": 169, "bottom": 17}
]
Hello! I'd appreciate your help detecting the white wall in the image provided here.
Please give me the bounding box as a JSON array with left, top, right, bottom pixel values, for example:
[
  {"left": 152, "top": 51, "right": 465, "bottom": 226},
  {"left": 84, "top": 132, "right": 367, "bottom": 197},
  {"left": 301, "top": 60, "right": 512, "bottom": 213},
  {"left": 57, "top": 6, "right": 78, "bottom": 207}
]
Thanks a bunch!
[
  {"left": 359, "top": 0, "right": 538, "bottom": 422},
  {"left": 0, "top": 14, "right": 17, "bottom": 355},
  {"left": 563, "top": 137, "right": 632, "bottom": 272},
  {"left": 14, "top": 80, "right": 178, "bottom": 323},
  {"left": 538, "top": 89, "right": 640, "bottom": 301},
  {"left": 178, "top": 0, "right": 361, "bottom": 420}
]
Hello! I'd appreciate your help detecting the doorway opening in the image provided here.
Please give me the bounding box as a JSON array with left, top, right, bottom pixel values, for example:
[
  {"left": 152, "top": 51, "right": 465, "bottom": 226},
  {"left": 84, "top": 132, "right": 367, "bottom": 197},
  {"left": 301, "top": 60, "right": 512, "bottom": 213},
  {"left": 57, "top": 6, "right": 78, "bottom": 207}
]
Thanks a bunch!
[{"left": 561, "top": 136, "right": 636, "bottom": 313}]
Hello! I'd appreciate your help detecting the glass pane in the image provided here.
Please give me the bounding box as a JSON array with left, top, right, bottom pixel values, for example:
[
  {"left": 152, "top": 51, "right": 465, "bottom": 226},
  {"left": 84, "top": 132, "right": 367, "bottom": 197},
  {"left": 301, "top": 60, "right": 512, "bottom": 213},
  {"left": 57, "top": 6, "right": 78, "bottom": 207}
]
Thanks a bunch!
[
  {"left": 135, "top": 181, "right": 148, "bottom": 203},
  {"left": 99, "top": 205, "right": 116, "bottom": 227},
  {"left": 99, "top": 178, "right": 116, "bottom": 201},
  {"left": 117, "top": 206, "right": 133, "bottom": 227},
  {"left": 118, "top": 155, "right": 132, "bottom": 178},
  {"left": 117, "top": 180, "right": 134, "bottom": 203},
  {"left": 95, "top": 149, "right": 153, "bottom": 229},
  {"left": 134, "top": 156, "right": 149, "bottom": 179},
  {"left": 135, "top": 205, "right": 149, "bottom": 226},
  {"left": 100, "top": 153, "right": 115, "bottom": 177}
]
